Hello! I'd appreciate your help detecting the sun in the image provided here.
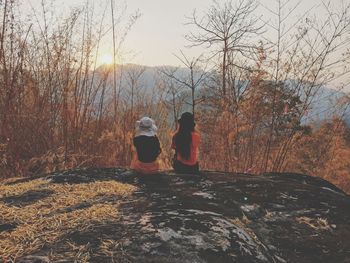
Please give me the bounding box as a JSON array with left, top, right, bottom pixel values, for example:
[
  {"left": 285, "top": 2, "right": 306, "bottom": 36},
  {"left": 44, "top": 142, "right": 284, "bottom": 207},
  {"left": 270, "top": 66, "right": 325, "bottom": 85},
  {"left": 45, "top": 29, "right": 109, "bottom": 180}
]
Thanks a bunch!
[{"left": 99, "top": 53, "right": 114, "bottom": 66}]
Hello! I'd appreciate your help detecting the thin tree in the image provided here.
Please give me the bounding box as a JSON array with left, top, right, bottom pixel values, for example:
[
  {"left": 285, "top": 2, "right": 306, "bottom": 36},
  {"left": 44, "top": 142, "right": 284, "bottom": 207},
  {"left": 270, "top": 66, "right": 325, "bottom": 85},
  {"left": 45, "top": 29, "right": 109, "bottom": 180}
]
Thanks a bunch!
[
  {"left": 185, "top": 0, "right": 262, "bottom": 96},
  {"left": 160, "top": 51, "right": 208, "bottom": 118}
]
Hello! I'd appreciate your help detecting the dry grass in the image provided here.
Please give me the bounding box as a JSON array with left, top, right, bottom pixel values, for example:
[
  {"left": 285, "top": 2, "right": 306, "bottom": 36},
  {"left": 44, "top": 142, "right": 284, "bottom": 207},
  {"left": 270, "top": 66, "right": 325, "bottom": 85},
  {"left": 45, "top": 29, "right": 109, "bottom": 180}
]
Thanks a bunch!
[
  {"left": 296, "top": 216, "right": 331, "bottom": 231},
  {"left": 263, "top": 209, "right": 274, "bottom": 220},
  {"left": 0, "top": 178, "right": 137, "bottom": 262},
  {"left": 0, "top": 179, "right": 48, "bottom": 198},
  {"left": 99, "top": 239, "right": 131, "bottom": 263},
  {"left": 52, "top": 241, "right": 92, "bottom": 263},
  {"left": 232, "top": 217, "right": 261, "bottom": 245}
]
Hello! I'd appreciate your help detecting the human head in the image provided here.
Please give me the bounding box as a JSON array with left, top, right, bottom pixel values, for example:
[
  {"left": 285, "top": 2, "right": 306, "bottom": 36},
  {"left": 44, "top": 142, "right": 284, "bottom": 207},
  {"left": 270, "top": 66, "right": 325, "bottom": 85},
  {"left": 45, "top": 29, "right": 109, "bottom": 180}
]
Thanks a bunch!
[
  {"left": 135, "top": 117, "right": 158, "bottom": 137},
  {"left": 178, "top": 112, "right": 195, "bottom": 131}
]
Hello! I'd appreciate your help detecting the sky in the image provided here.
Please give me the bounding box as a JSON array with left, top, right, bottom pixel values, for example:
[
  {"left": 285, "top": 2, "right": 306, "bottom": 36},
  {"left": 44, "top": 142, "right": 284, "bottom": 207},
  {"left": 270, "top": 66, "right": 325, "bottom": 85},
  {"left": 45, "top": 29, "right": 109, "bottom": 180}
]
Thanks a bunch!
[
  {"left": 20, "top": 0, "right": 350, "bottom": 91},
  {"left": 107, "top": 0, "right": 348, "bottom": 67},
  {"left": 21, "top": 0, "right": 213, "bottom": 66},
  {"left": 121, "top": 0, "right": 213, "bottom": 66},
  {"left": 22, "top": 0, "right": 342, "bottom": 66}
]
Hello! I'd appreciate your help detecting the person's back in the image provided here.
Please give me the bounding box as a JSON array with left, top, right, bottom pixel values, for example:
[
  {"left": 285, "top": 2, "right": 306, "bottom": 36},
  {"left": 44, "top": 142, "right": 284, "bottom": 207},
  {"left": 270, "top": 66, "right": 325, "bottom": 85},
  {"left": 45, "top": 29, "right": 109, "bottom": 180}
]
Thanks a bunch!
[
  {"left": 172, "top": 112, "right": 200, "bottom": 173},
  {"left": 131, "top": 117, "right": 161, "bottom": 173},
  {"left": 133, "top": 135, "right": 160, "bottom": 163}
]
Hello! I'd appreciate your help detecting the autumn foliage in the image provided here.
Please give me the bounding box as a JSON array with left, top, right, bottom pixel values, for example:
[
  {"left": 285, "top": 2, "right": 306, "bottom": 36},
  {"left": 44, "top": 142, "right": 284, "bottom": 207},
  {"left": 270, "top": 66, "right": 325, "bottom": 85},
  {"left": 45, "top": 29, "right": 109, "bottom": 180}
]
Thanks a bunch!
[{"left": 0, "top": 0, "right": 350, "bottom": 194}]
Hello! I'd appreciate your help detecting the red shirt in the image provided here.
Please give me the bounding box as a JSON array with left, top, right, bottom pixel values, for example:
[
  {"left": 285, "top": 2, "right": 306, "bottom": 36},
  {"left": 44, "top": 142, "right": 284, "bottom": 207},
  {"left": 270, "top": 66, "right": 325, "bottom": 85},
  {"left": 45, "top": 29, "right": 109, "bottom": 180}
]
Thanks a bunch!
[{"left": 172, "top": 132, "right": 200, "bottom": 166}]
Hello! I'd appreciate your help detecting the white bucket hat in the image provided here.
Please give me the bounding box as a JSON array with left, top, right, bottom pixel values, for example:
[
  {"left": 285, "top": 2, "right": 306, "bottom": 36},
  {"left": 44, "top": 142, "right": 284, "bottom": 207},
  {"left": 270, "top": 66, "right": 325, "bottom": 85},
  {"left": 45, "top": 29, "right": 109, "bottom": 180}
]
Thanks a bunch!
[{"left": 135, "top": 117, "right": 158, "bottom": 137}]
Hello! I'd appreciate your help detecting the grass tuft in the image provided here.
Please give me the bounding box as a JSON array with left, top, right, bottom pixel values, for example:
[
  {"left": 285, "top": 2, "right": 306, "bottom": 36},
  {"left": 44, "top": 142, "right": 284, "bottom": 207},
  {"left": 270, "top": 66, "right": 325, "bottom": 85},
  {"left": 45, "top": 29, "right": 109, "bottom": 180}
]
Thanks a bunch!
[{"left": 296, "top": 216, "right": 331, "bottom": 231}]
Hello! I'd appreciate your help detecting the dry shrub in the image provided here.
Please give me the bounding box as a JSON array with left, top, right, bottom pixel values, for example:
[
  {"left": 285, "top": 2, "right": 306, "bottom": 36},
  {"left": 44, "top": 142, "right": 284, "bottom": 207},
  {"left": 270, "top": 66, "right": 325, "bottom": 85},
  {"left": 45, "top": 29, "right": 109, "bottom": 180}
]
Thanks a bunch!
[{"left": 286, "top": 119, "right": 350, "bottom": 194}]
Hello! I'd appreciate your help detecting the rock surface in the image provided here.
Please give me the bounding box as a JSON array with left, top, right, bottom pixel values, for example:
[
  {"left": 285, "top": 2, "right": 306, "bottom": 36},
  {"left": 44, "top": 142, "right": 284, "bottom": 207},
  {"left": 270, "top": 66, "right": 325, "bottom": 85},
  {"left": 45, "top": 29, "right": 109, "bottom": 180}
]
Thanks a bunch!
[{"left": 2, "top": 168, "right": 350, "bottom": 263}]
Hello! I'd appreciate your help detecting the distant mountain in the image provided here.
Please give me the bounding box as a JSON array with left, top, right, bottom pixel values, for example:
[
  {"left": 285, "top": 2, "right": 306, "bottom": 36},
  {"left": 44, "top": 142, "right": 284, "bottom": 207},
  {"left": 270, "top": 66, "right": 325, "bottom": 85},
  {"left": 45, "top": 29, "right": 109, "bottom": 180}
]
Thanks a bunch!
[
  {"left": 93, "top": 64, "right": 350, "bottom": 126},
  {"left": 303, "top": 86, "right": 350, "bottom": 126}
]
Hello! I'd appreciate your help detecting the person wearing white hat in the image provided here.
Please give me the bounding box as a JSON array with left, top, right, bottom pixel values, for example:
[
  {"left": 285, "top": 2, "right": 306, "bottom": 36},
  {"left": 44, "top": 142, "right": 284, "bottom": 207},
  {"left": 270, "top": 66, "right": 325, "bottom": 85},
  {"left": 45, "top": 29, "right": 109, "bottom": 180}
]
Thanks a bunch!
[{"left": 131, "top": 117, "right": 161, "bottom": 173}]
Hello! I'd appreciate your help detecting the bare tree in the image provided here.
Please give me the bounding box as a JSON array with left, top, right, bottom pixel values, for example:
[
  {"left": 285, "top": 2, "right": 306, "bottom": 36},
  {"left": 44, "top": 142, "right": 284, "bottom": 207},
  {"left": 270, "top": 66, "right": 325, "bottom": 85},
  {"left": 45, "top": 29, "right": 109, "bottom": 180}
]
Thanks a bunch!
[
  {"left": 160, "top": 51, "right": 208, "bottom": 118},
  {"left": 0, "top": 0, "right": 141, "bottom": 177},
  {"left": 185, "top": 0, "right": 262, "bottom": 96},
  {"left": 156, "top": 71, "right": 184, "bottom": 128},
  {"left": 260, "top": 0, "right": 350, "bottom": 172},
  {"left": 184, "top": 0, "right": 350, "bottom": 174}
]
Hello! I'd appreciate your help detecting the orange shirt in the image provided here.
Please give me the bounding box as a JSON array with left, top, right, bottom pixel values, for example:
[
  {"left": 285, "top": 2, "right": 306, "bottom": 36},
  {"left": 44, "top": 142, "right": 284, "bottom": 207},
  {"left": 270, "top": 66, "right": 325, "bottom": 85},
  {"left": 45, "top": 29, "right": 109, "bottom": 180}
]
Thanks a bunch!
[
  {"left": 131, "top": 157, "right": 159, "bottom": 174},
  {"left": 172, "top": 132, "right": 200, "bottom": 166}
]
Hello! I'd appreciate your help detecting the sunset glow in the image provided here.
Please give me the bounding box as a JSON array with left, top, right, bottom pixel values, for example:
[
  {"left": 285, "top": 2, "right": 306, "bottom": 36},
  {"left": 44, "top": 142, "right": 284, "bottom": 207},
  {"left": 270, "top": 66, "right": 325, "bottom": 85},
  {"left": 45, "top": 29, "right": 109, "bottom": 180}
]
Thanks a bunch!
[{"left": 99, "top": 53, "right": 114, "bottom": 66}]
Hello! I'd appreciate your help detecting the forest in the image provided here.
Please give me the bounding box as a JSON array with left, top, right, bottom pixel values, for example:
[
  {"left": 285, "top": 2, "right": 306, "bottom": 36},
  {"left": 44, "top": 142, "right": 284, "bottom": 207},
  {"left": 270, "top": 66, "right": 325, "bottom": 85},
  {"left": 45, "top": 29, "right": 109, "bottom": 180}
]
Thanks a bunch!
[{"left": 0, "top": 0, "right": 350, "bottom": 193}]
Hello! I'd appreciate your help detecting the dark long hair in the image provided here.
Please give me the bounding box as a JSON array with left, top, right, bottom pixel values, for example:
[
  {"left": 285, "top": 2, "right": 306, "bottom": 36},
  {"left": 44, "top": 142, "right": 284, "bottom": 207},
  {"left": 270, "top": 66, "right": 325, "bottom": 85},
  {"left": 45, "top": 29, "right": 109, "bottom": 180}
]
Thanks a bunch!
[{"left": 175, "top": 112, "right": 195, "bottom": 160}]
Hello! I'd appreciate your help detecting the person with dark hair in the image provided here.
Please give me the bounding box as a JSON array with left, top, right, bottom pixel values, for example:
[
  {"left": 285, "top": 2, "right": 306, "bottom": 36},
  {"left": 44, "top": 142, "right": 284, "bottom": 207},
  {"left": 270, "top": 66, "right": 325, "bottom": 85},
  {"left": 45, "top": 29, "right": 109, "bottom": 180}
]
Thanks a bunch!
[
  {"left": 171, "top": 112, "right": 200, "bottom": 173},
  {"left": 131, "top": 117, "right": 161, "bottom": 173}
]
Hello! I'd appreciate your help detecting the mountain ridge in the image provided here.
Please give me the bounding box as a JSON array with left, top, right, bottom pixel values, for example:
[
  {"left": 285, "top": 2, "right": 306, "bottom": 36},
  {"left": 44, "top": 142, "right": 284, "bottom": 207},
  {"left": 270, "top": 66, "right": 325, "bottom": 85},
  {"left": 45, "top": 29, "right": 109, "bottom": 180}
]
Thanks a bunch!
[{"left": 92, "top": 64, "right": 350, "bottom": 125}]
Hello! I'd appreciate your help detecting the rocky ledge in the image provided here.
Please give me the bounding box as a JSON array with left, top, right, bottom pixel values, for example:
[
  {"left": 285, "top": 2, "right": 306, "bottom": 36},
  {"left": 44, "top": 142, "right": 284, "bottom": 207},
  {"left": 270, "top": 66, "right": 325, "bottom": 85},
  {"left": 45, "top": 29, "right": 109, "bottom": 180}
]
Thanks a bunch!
[{"left": 1, "top": 168, "right": 349, "bottom": 263}]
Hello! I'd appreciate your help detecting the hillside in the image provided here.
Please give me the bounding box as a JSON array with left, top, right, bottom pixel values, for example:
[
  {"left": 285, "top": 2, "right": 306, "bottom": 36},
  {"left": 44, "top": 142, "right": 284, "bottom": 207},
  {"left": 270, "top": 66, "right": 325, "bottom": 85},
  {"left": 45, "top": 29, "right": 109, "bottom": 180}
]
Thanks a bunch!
[
  {"left": 94, "top": 64, "right": 350, "bottom": 126},
  {"left": 1, "top": 168, "right": 349, "bottom": 262}
]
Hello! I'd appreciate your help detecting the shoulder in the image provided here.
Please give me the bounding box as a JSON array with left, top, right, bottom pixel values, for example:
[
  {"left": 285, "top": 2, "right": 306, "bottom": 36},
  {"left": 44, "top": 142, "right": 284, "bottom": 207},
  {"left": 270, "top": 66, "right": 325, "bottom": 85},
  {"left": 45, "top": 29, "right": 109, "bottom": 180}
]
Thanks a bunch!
[
  {"left": 172, "top": 132, "right": 178, "bottom": 141},
  {"left": 192, "top": 131, "right": 201, "bottom": 142},
  {"left": 192, "top": 131, "right": 200, "bottom": 139},
  {"left": 134, "top": 135, "right": 149, "bottom": 142},
  {"left": 153, "top": 136, "right": 160, "bottom": 142},
  {"left": 133, "top": 136, "right": 142, "bottom": 143}
]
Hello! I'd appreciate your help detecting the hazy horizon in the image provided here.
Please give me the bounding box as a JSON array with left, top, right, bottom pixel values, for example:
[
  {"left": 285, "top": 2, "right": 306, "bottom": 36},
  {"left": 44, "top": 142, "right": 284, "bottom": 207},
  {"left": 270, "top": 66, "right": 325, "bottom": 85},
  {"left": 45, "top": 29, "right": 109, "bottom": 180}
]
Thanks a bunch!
[{"left": 21, "top": 0, "right": 347, "bottom": 64}]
